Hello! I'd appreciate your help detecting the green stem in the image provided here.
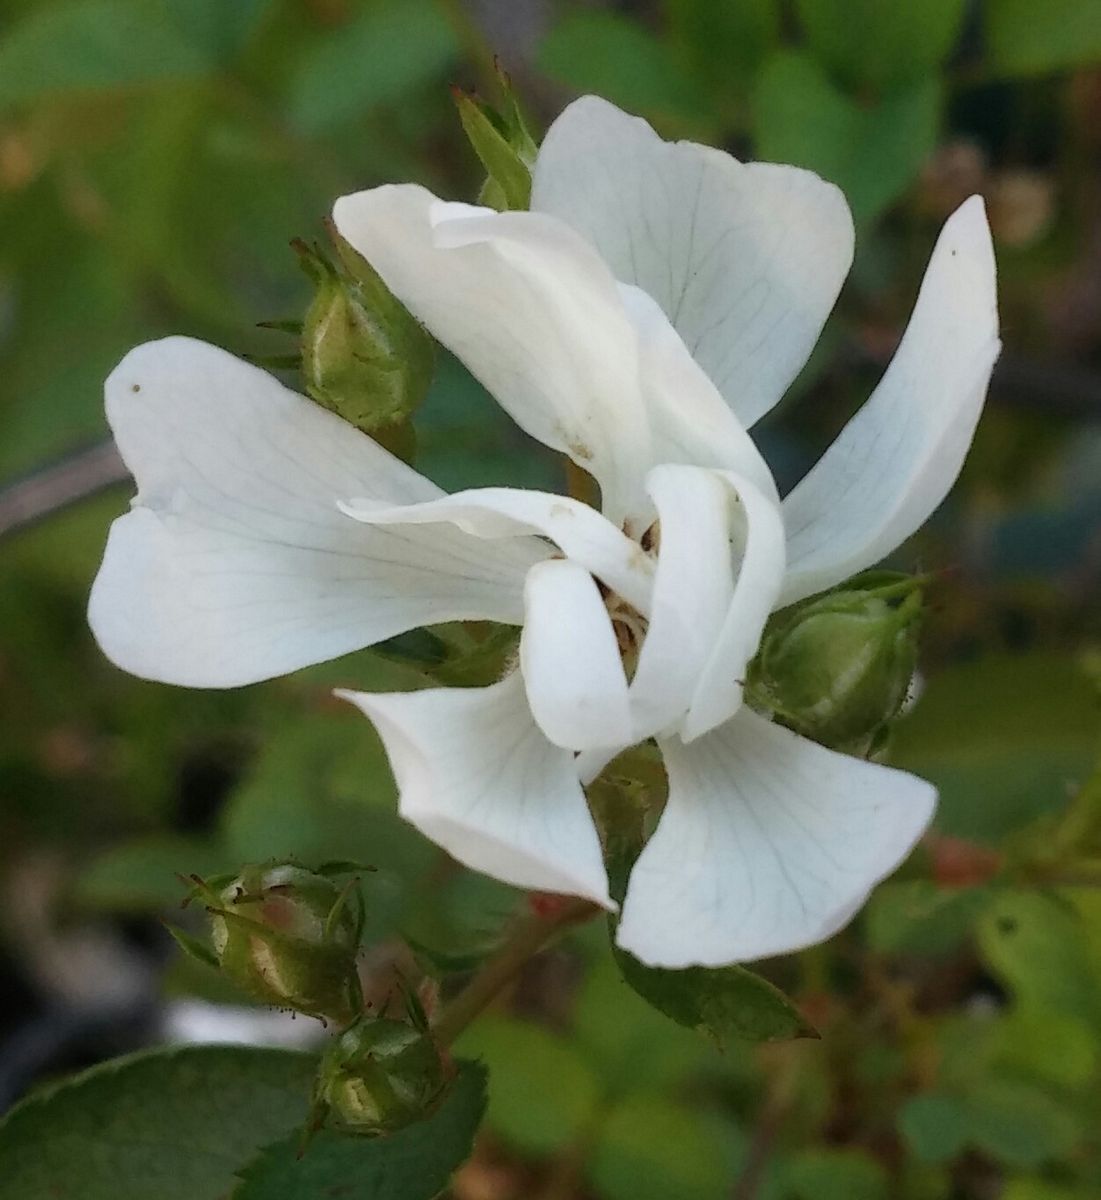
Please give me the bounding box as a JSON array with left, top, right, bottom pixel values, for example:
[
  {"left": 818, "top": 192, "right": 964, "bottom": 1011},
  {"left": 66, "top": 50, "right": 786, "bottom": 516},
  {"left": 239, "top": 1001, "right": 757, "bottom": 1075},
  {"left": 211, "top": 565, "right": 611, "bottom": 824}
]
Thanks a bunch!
[{"left": 431, "top": 897, "right": 598, "bottom": 1046}]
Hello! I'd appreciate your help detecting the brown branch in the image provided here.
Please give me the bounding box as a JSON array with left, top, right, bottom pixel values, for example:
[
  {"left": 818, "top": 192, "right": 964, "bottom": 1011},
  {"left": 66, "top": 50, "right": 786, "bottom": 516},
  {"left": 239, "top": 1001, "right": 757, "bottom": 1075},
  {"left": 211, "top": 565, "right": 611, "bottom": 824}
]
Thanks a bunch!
[{"left": 0, "top": 440, "right": 127, "bottom": 539}]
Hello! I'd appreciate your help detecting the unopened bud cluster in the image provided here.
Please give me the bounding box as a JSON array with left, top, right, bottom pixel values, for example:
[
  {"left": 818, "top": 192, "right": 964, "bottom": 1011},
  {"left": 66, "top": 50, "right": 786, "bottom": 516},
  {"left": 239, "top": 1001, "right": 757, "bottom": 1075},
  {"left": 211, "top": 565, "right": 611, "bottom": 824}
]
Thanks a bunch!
[{"left": 173, "top": 859, "right": 452, "bottom": 1137}]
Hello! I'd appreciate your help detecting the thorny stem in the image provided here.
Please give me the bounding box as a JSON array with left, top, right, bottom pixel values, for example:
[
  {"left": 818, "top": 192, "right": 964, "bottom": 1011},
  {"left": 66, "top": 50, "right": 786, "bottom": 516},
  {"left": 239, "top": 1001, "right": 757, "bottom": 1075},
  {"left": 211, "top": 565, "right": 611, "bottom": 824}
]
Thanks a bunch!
[{"left": 431, "top": 896, "right": 598, "bottom": 1047}]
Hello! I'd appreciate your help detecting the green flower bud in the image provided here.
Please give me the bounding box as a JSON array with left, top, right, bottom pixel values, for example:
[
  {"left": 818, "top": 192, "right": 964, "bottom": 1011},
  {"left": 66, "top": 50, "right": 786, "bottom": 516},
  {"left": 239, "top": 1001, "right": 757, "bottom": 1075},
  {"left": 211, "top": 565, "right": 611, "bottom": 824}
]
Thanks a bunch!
[
  {"left": 748, "top": 573, "right": 924, "bottom": 752},
  {"left": 315, "top": 1018, "right": 452, "bottom": 1136},
  {"left": 453, "top": 68, "right": 537, "bottom": 212},
  {"left": 203, "top": 861, "right": 364, "bottom": 1024},
  {"left": 296, "top": 231, "right": 434, "bottom": 461}
]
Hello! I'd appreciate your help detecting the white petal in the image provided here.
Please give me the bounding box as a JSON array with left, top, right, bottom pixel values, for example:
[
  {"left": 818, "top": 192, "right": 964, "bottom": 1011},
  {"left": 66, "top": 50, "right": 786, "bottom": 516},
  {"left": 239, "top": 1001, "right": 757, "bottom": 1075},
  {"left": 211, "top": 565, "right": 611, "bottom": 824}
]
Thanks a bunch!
[
  {"left": 333, "top": 184, "right": 651, "bottom": 524},
  {"left": 340, "top": 487, "right": 654, "bottom": 617},
  {"left": 618, "top": 284, "right": 778, "bottom": 502},
  {"left": 781, "top": 197, "right": 1000, "bottom": 605},
  {"left": 616, "top": 708, "right": 936, "bottom": 967},
  {"left": 682, "top": 472, "right": 787, "bottom": 740},
  {"left": 533, "top": 96, "right": 854, "bottom": 428},
  {"left": 88, "top": 338, "right": 547, "bottom": 687},
  {"left": 521, "top": 560, "right": 632, "bottom": 751},
  {"left": 337, "top": 673, "right": 613, "bottom": 905},
  {"left": 627, "top": 465, "right": 734, "bottom": 740}
]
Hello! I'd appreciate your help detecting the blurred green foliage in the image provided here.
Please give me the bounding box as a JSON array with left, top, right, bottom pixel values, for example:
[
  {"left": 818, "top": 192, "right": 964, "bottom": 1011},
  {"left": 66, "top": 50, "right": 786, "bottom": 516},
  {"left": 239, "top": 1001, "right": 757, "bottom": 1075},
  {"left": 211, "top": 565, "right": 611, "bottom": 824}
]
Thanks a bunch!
[{"left": 1, "top": 1, "right": 1101, "bottom": 1198}]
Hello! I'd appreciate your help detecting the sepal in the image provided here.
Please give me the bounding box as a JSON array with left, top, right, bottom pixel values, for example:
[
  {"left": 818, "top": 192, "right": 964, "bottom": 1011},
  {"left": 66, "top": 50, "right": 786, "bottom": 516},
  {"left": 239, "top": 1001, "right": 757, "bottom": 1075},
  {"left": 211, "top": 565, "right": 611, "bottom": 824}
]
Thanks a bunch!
[{"left": 453, "top": 65, "right": 537, "bottom": 212}]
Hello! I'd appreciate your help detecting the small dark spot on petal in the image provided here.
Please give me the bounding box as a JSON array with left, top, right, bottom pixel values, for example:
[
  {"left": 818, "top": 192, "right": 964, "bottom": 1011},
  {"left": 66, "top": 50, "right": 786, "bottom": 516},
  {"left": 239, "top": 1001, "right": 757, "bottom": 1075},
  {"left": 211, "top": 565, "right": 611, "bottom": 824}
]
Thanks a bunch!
[{"left": 131, "top": 383, "right": 141, "bottom": 393}]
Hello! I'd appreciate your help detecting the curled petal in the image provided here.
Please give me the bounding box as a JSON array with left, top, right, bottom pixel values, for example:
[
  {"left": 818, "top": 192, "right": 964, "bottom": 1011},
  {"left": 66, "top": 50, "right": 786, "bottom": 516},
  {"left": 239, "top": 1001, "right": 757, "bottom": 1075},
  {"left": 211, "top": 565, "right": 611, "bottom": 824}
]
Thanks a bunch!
[
  {"left": 333, "top": 184, "right": 651, "bottom": 524},
  {"left": 627, "top": 465, "right": 735, "bottom": 741},
  {"left": 339, "top": 487, "right": 654, "bottom": 617},
  {"left": 338, "top": 673, "right": 613, "bottom": 906},
  {"left": 89, "top": 338, "right": 546, "bottom": 687},
  {"left": 781, "top": 196, "right": 1000, "bottom": 605},
  {"left": 682, "top": 472, "right": 787, "bottom": 740},
  {"left": 520, "top": 560, "right": 632, "bottom": 752},
  {"left": 616, "top": 708, "right": 936, "bottom": 967},
  {"left": 533, "top": 95, "right": 854, "bottom": 428}
]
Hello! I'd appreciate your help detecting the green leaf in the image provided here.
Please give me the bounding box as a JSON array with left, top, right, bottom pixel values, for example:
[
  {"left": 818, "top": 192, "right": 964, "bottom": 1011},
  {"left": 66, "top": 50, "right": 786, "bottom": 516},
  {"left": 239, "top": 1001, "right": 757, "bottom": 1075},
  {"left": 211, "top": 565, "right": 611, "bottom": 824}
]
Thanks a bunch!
[
  {"left": 965, "top": 1080, "right": 1081, "bottom": 1168},
  {"left": 220, "top": 710, "right": 427, "bottom": 879},
  {"left": 993, "top": 1012, "right": 1099, "bottom": 1089},
  {"left": 977, "top": 890, "right": 1101, "bottom": 1027},
  {"left": 614, "top": 947, "right": 816, "bottom": 1045},
  {"left": 898, "top": 1093, "right": 970, "bottom": 1164},
  {"left": 864, "top": 880, "right": 992, "bottom": 956},
  {"left": 1002, "top": 1182, "right": 1091, "bottom": 1200},
  {"left": 978, "top": 888, "right": 1101, "bottom": 1027},
  {"left": 795, "top": 0, "right": 966, "bottom": 90},
  {"left": 287, "top": 0, "right": 458, "bottom": 133},
  {"left": 986, "top": 0, "right": 1101, "bottom": 78},
  {"left": 74, "top": 833, "right": 232, "bottom": 911},
  {"left": 455, "top": 1017, "right": 600, "bottom": 1156},
  {"left": 589, "top": 1095, "right": 736, "bottom": 1200},
  {"left": 0, "top": 0, "right": 213, "bottom": 111},
  {"left": 0, "top": 1045, "right": 314, "bottom": 1200},
  {"left": 753, "top": 51, "right": 941, "bottom": 223},
  {"left": 160, "top": 0, "right": 270, "bottom": 64},
  {"left": 784, "top": 1147, "right": 889, "bottom": 1200},
  {"left": 538, "top": 11, "right": 708, "bottom": 125},
  {"left": 665, "top": 0, "right": 779, "bottom": 97},
  {"left": 232, "top": 1061, "right": 486, "bottom": 1199},
  {"left": 892, "top": 654, "right": 1101, "bottom": 845}
]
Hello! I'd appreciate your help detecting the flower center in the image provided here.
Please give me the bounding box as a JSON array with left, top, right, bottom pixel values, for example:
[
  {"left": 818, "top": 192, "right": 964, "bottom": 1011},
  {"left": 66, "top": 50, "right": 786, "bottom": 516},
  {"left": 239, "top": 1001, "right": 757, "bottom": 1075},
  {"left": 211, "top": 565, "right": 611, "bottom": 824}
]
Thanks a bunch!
[{"left": 601, "top": 518, "right": 659, "bottom": 680}]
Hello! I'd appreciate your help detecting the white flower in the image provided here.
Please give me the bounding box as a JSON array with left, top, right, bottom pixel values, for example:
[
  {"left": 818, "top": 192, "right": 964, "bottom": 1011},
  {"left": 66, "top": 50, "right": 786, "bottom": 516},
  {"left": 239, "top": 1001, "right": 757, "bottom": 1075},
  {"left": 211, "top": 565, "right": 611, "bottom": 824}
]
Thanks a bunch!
[{"left": 89, "top": 97, "right": 999, "bottom": 968}]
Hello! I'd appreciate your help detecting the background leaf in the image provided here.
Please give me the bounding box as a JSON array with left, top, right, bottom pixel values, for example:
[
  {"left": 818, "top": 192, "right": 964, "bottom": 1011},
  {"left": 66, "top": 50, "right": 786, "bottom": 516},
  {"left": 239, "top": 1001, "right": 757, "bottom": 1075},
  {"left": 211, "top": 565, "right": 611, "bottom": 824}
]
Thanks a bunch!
[
  {"left": 664, "top": 0, "right": 779, "bottom": 99},
  {"left": 0, "top": 1045, "right": 314, "bottom": 1199},
  {"left": 456, "top": 1017, "right": 600, "bottom": 1156},
  {"left": 892, "top": 655, "right": 1100, "bottom": 844},
  {"left": 783, "top": 1147, "right": 889, "bottom": 1200},
  {"left": 899, "top": 1093, "right": 971, "bottom": 1164},
  {"left": 286, "top": 0, "right": 458, "bottom": 134},
  {"left": 588, "top": 1095, "right": 737, "bottom": 1200},
  {"left": 752, "top": 51, "right": 941, "bottom": 222},
  {"left": 537, "top": 10, "right": 707, "bottom": 125},
  {"left": 794, "top": 0, "right": 967, "bottom": 91},
  {"left": 986, "top": 0, "right": 1101, "bottom": 77},
  {"left": 0, "top": 0, "right": 214, "bottom": 111}
]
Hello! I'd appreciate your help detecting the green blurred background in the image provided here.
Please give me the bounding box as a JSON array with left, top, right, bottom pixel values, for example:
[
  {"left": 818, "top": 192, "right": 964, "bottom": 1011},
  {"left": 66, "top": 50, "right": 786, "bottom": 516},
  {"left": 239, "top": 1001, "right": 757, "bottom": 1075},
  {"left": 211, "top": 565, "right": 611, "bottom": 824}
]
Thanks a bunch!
[{"left": 1, "top": 1, "right": 1101, "bottom": 1198}]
